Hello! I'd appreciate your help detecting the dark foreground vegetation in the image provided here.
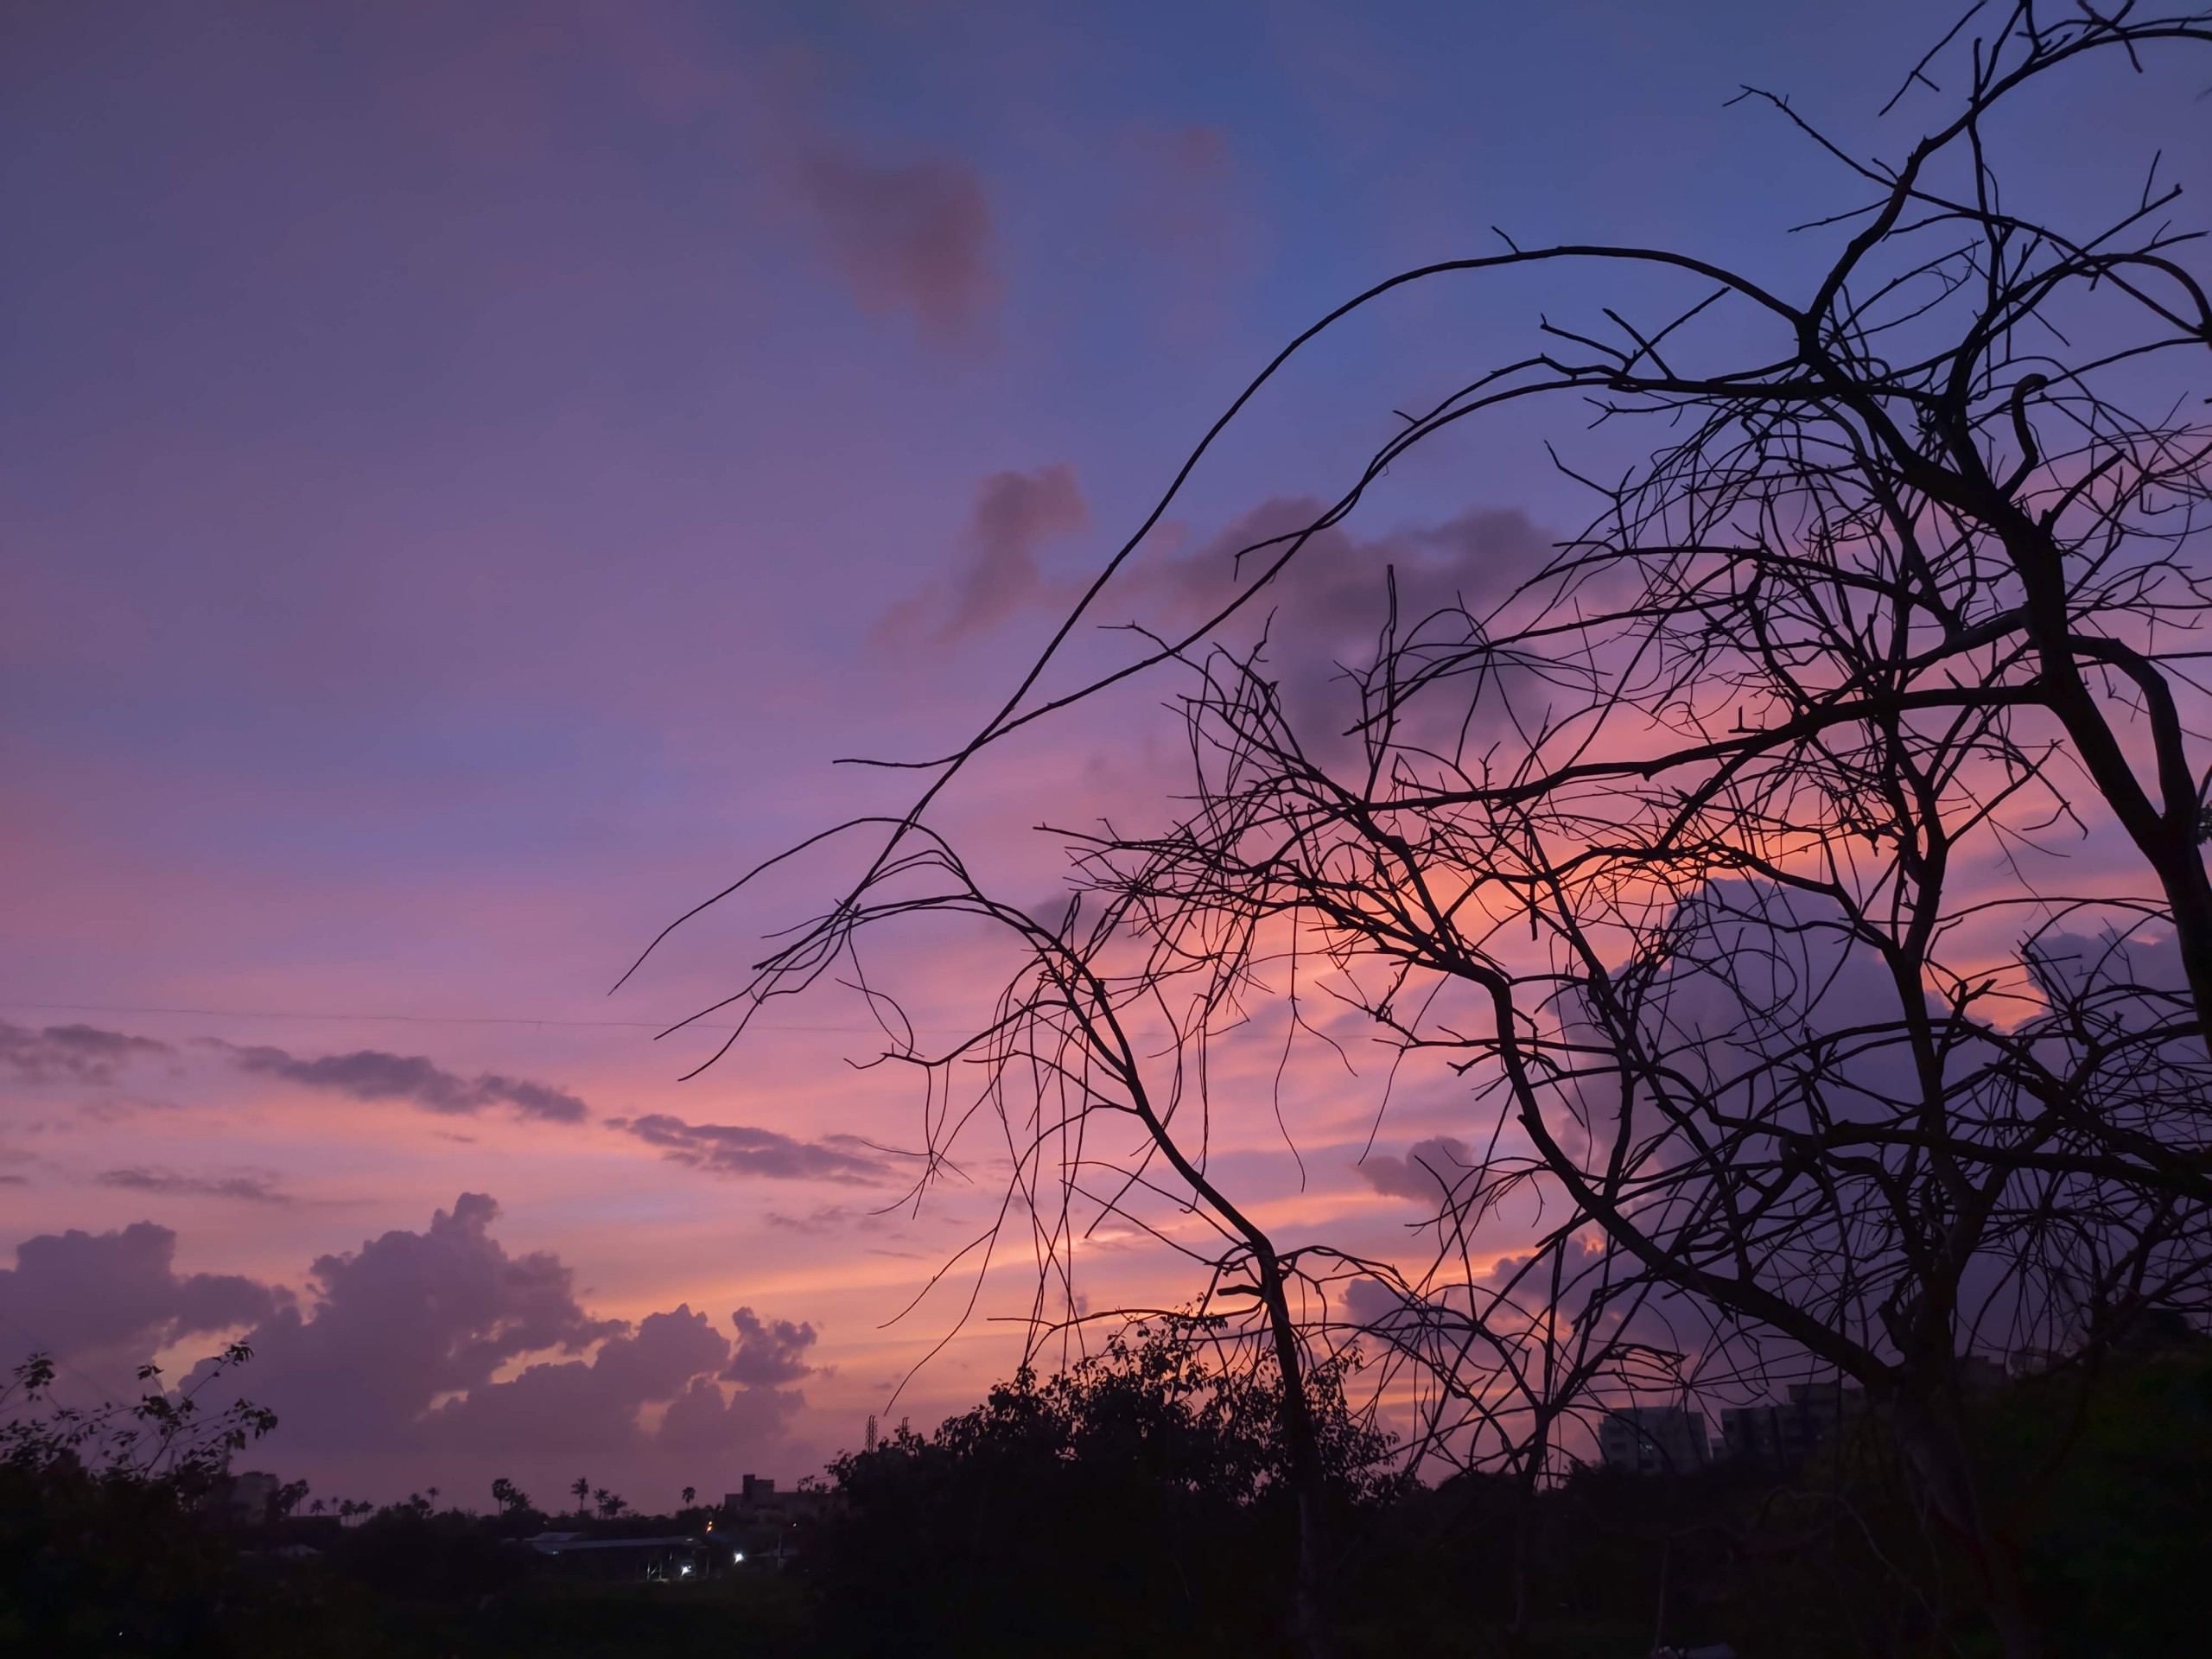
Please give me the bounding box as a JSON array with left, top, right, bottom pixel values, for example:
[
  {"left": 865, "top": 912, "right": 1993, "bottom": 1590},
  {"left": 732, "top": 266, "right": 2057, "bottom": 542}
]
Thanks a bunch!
[{"left": 6, "top": 1325, "right": 2209, "bottom": 1658}]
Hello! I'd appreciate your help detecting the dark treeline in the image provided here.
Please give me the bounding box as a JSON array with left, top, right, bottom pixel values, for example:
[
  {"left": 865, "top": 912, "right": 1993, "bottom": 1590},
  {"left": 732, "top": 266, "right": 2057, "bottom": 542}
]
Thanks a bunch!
[{"left": 5, "top": 1319, "right": 2209, "bottom": 1656}]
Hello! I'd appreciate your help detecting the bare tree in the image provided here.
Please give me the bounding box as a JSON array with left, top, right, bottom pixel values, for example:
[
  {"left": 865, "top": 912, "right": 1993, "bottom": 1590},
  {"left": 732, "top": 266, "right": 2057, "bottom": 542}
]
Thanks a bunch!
[
  {"left": 1014, "top": 10, "right": 2212, "bottom": 1652},
  {"left": 639, "top": 9, "right": 2212, "bottom": 1656}
]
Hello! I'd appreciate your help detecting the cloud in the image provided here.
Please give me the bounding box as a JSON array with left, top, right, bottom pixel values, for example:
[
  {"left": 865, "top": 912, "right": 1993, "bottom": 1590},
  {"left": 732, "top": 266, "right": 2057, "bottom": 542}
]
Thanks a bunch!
[
  {"left": 1120, "top": 124, "right": 1236, "bottom": 253},
  {"left": 189, "top": 1193, "right": 620, "bottom": 1457},
  {"left": 1356, "top": 1135, "right": 1478, "bottom": 1204},
  {"left": 425, "top": 1303, "right": 734, "bottom": 1458},
  {"left": 1339, "top": 1272, "right": 1414, "bottom": 1332},
  {"left": 795, "top": 144, "right": 1001, "bottom": 339},
  {"left": 944, "top": 466, "right": 1090, "bottom": 636},
  {"left": 1124, "top": 498, "right": 1558, "bottom": 747},
  {"left": 868, "top": 491, "right": 1557, "bottom": 753},
  {"left": 763, "top": 1204, "right": 896, "bottom": 1235},
  {"left": 723, "top": 1306, "right": 817, "bottom": 1388},
  {"left": 95, "top": 1166, "right": 295, "bottom": 1205},
  {"left": 4, "top": 1192, "right": 811, "bottom": 1486},
  {"left": 226, "top": 1045, "right": 588, "bottom": 1122},
  {"left": 427, "top": 1300, "right": 818, "bottom": 1465},
  {"left": 0, "top": 1220, "right": 279, "bottom": 1378},
  {"left": 611, "top": 1112, "right": 893, "bottom": 1183},
  {"left": 874, "top": 463, "right": 1090, "bottom": 645},
  {"left": 0, "top": 1020, "right": 172, "bottom": 1086}
]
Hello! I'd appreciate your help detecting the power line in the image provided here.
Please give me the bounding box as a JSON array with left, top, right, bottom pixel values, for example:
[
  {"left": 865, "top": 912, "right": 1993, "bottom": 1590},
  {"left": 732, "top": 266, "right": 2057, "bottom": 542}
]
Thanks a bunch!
[{"left": 0, "top": 999, "right": 898, "bottom": 1035}]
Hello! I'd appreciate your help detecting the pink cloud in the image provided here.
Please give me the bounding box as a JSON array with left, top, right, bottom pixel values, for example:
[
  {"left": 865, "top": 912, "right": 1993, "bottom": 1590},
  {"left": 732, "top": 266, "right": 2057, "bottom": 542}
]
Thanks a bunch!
[
  {"left": 116, "top": 1193, "right": 830, "bottom": 1503},
  {"left": 1, "top": 1020, "right": 173, "bottom": 1087},
  {"left": 795, "top": 144, "right": 1003, "bottom": 340},
  {"left": 0, "top": 1219, "right": 280, "bottom": 1381},
  {"left": 225, "top": 1043, "right": 589, "bottom": 1124},
  {"left": 874, "top": 463, "right": 1090, "bottom": 645},
  {"left": 1355, "top": 1135, "right": 1477, "bottom": 1204}
]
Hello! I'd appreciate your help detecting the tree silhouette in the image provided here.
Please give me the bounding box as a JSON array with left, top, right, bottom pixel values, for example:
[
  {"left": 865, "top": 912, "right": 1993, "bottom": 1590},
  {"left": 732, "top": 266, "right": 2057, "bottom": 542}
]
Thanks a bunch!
[{"left": 645, "top": 8, "right": 2212, "bottom": 1656}]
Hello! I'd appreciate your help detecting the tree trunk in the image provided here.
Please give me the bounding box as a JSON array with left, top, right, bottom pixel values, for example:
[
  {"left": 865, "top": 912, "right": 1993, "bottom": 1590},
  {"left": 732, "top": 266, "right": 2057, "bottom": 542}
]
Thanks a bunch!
[
  {"left": 1506, "top": 1424, "right": 1548, "bottom": 1644},
  {"left": 1886, "top": 1393, "right": 2043, "bottom": 1659},
  {"left": 1258, "top": 1256, "right": 1337, "bottom": 1659}
]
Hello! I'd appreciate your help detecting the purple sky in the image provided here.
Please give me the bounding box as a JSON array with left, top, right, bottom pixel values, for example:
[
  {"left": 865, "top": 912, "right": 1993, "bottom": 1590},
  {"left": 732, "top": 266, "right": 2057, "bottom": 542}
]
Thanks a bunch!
[{"left": 4, "top": 1, "right": 2206, "bottom": 1509}]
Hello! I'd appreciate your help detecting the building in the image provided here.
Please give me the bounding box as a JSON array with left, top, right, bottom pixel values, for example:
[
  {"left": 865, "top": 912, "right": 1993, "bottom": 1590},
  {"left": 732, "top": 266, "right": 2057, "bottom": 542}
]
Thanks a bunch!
[
  {"left": 725, "top": 1472, "right": 777, "bottom": 1509},
  {"left": 722, "top": 1472, "right": 832, "bottom": 1525},
  {"left": 1958, "top": 1355, "right": 2007, "bottom": 1392},
  {"left": 1718, "top": 1381, "right": 1865, "bottom": 1470},
  {"left": 1599, "top": 1406, "right": 1710, "bottom": 1476},
  {"left": 525, "top": 1533, "right": 728, "bottom": 1582}
]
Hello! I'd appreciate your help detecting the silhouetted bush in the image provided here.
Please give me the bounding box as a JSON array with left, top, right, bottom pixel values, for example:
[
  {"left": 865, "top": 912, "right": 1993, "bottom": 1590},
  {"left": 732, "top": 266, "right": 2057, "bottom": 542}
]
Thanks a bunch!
[{"left": 810, "top": 1322, "right": 1389, "bottom": 1658}]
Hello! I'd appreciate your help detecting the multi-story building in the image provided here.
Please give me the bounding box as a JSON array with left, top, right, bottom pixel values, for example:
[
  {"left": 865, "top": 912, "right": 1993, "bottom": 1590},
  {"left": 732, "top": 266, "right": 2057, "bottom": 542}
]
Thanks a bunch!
[
  {"left": 1599, "top": 1405, "right": 1710, "bottom": 1476},
  {"left": 1718, "top": 1381, "right": 1864, "bottom": 1470}
]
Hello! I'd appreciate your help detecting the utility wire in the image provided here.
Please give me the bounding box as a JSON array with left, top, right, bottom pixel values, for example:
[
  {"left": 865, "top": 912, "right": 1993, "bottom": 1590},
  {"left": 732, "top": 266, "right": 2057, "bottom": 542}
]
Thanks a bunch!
[{"left": 0, "top": 999, "right": 924, "bottom": 1036}]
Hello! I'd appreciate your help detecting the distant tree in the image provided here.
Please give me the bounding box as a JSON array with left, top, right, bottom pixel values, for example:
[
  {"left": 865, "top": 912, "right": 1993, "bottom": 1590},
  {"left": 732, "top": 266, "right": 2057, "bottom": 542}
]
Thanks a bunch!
[
  {"left": 594, "top": 1488, "right": 627, "bottom": 1519},
  {"left": 489, "top": 1476, "right": 531, "bottom": 1515},
  {"left": 571, "top": 1475, "right": 590, "bottom": 1516},
  {"left": 682, "top": 1484, "right": 696, "bottom": 1508}
]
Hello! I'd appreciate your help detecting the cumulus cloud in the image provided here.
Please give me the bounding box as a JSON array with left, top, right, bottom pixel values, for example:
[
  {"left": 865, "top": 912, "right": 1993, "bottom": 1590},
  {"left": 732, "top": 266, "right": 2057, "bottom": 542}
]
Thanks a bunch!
[
  {"left": 1356, "top": 1135, "right": 1478, "bottom": 1203},
  {"left": 126, "top": 1193, "right": 828, "bottom": 1502},
  {"left": 0, "top": 1220, "right": 279, "bottom": 1379},
  {"left": 612, "top": 1112, "right": 893, "bottom": 1183},
  {"left": 795, "top": 144, "right": 1001, "bottom": 339},
  {"left": 429, "top": 1300, "right": 818, "bottom": 1466},
  {"left": 1339, "top": 1272, "right": 1414, "bottom": 1332},
  {"left": 194, "top": 1192, "right": 621, "bottom": 1456},
  {"left": 226, "top": 1045, "right": 588, "bottom": 1123},
  {"left": 724, "top": 1306, "right": 817, "bottom": 1388},
  {"left": 95, "top": 1166, "right": 295, "bottom": 1205},
  {"left": 1, "top": 1020, "right": 172, "bottom": 1086},
  {"left": 426, "top": 1303, "right": 733, "bottom": 1457}
]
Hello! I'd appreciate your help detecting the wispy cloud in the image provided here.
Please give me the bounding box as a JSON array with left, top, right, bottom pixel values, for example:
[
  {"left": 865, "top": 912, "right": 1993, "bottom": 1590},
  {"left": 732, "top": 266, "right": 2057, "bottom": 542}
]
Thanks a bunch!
[
  {"left": 611, "top": 1113, "right": 893, "bottom": 1183},
  {"left": 95, "top": 1166, "right": 296, "bottom": 1205},
  {"left": 1, "top": 1021, "right": 172, "bottom": 1086},
  {"left": 225, "top": 1046, "right": 588, "bottom": 1123}
]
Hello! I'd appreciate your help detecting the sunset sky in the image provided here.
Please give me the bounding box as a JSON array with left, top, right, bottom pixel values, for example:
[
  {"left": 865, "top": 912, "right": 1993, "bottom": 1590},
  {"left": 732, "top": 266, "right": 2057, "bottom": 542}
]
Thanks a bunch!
[{"left": 5, "top": 0, "right": 2205, "bottom": 1510}]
